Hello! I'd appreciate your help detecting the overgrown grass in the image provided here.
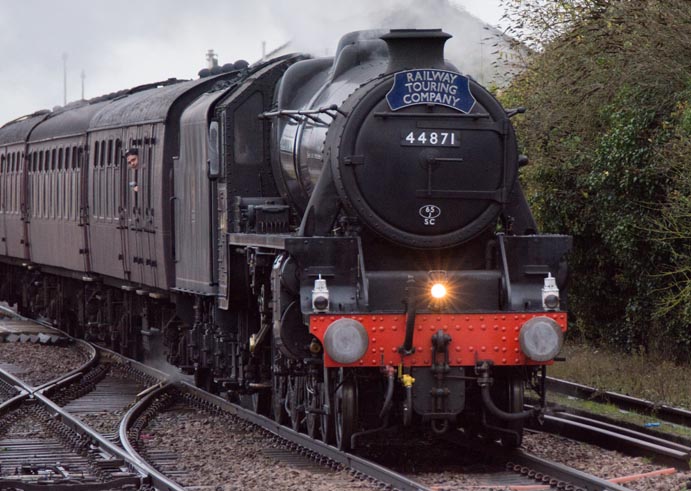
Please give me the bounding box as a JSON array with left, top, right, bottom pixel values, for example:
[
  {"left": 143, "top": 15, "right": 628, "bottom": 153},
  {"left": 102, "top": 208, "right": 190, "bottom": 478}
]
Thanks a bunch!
[{"left": 548, "top": 340, "right": 691, "bottom": 410}]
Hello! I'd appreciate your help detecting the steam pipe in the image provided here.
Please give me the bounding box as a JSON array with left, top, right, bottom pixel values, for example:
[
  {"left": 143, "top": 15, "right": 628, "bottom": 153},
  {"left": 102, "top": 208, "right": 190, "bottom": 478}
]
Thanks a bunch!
[
  {"left": 352, "top": 368, "right": 394, "bottom": 447},
  {"left": 403, "top": 384, "right": 413, "bottom": 426},
  {"left": 378, "top": 367, "right": 395, "bottom": 420},
  {"left": 399, "top": 276, "right": 416, "bottom": 355},
  {"left": 477, "top": 361, "right": 538, "bottom": 422},
  {"left": 480, "top": 384, "right": 537, "bottom": 421}
]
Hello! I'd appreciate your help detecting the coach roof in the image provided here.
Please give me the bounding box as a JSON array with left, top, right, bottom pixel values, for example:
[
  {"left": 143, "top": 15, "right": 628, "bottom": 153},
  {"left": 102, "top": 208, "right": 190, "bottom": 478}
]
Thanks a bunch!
[
  {"left": 88, "top": 75, "right": 233, "bottom": 130},
  {"left": 29, "top": 100, "right": 110, "bottom": 142},
  {"left": 0, "top": 111, "right": 49, "bottom": 146}
]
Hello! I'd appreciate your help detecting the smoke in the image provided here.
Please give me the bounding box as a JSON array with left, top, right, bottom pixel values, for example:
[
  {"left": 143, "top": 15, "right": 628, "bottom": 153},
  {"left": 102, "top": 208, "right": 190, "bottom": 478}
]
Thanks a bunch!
[
  {"left": 144, "top": 346, "right": 193, "bottom": 383},
  {"left": 0, "top": 0, "right": 517, "bottom": 125},
  {"left": 268, "top": 0, "right": 520, "bottom": 85}
]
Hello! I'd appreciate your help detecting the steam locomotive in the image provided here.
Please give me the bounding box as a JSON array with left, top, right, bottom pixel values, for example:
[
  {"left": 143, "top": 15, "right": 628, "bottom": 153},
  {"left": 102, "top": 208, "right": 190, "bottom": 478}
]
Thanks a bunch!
[{"left": 0, "top": 29, "right": 571, "bottom": 450}]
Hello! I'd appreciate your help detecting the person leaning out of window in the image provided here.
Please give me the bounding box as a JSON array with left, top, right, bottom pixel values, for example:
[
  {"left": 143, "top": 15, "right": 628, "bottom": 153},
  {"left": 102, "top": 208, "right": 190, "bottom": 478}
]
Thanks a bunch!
[{"left": 125, "top": 148, "right": 139, "bottom": 192}]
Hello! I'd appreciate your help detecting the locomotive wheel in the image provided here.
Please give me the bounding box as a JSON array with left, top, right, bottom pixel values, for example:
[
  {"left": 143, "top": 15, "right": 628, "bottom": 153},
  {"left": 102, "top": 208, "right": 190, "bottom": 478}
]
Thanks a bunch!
[
  {"left": 288, "top": 375, "right": 305, "bottom": 432},
  {"left": 494, "top": 373, "right": 525, "bottom": 448},
  {"left": 305, "top": 379, "right": 320, "bottom": 439},
  {"left": 272, "top": 373, "right": 288, "bottom": 424},
  {"left": 194, "top": 367, "right": 215, "bottom": 393},
  {"left": 320, "top": 379, "right": 335, "bottom": 444},
  {"left": 251, "top": 390, "right": 272, "bottom": 416},
  {"left": 271, "top": 347, "right": 288, "bottom": 424},
  {"left": 335, "top": 370, "right": 357, "bottom": 451}
]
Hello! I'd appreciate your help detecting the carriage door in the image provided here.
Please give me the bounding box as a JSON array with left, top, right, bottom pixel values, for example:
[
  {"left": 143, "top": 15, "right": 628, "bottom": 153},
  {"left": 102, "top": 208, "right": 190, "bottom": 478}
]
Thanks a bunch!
[
  {"left": 0, "top": 150, "right": 6, "bottom": 255},
  {"left": 19, "top": 150, "right": 30, "bottom": 261},
  {"left": 116, "top": 133, "right": 131, "bottom": 280},
  {"left": 124, "top": 125, "right": 157, "bottom": 287},
  {"left": 140, "top": 124, "right": 158, "bottom": 289},
  {"left": 124, "top": 126, "right": 142, "bottom": 285},
  {"left": 78, "top": 142, "right": 92, "bottom": 272}
]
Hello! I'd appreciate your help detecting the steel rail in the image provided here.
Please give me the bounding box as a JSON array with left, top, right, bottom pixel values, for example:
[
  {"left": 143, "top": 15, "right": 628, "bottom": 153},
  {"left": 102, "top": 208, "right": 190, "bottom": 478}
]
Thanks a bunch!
[
  {"left": 0, "top": 304, "right": 99, "bottom": 393},
  {"left": 34, "top": 339, "right": 99, "bottom": 392},
  {"left": 442, "top": 429, "right": 634, "bottom": 491},
  {"left": 0, "top": 366, "right": 152, "bottom": 490},
  {"left": 547, "top": 376, "right": 691, "bottom": 427},
  {"left": 119, "top": 381, "right": 187, "bottom": 491},
  {"left": 538, "top": 412, "right": 691, "bottom": 469},
  {"left": 121, "top": 380, "right": 432, "bottom": 491},
  {"left": 0, "top": 366, "right": 35, "bottom": 395},
  {"left": 503, "top": 448, "right": 634, "bottom": 491},
  {"left": 0, "top": 309, "right": 178, "bottom": 491}
]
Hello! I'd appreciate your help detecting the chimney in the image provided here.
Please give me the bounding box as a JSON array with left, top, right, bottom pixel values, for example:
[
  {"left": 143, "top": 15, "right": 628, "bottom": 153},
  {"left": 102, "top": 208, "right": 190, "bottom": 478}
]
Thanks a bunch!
[
  {"left": 206, "top": 49, "right": 219, "bottom": 69},
  {"left": 381, "top": 29, "right": 451, "bottom": 73}
]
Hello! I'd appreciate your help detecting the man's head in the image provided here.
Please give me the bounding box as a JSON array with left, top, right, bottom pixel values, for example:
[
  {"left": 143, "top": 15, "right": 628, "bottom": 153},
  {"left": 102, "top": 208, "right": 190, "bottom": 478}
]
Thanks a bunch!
[{"left": 125, "top": 148, "right": 139, "bottom": 169}]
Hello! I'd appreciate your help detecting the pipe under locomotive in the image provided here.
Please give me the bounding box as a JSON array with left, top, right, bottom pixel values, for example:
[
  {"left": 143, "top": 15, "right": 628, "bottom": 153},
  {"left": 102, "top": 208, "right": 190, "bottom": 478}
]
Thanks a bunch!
[{"left": 0, "top": 29, "right": 571, "bottom": 450}]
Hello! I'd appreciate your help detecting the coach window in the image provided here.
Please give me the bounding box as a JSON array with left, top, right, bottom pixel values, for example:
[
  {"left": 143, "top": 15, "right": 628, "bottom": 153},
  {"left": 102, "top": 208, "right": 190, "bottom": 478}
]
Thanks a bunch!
[
  {"left": 147, "top": 141, "right": 153, "bottom": 211},
  {"left": 114, "top": 139, "right": 122, "bottom": 166},
  {"left": 101, "top": 140, "right": 107, "bottom": 218},
  {"left": 14, "top": 153, "right": 19, "bottom": 213},
  {"left": 6, "top": 155, "right": 11, "bottom": 214},
  {"left": 108, "top": 139, "right": 115, "bottom": 218},
  {"left": 77, "top": 147, "right": 83, "bottom": 215},
  {"left": 10, "top": 153, "right": 15, "bottom": 213},
  {"left": 48, "top": 149, "right": 54, "bottom": 218},
  {"left": 44, "top": 150, "right": 49, "bottom": 217},
  {"left": 6, "top": 154, "right": 11, "bottom": 214},
  {"left": 11, "top": 154, "right": 16, "bottom": 213},
  {"left": 0, "top": 156, "right": 3, "bottom": 213},
  {"left": 17, "top": 153, "right": 21, "bottom": 213},
  {"left": 100, "top": 140, "right": 107, "bottom": 217},
  {"left": 59, "top": 148, "right": 65, "bottom": 219},
  {"left": 2, "top": 155, "right": 5, "bottom": 218},
  {"left": 37, "top": 151, "right": 42, "bottom": 218},
  {"left": 30, "top": 153, "right": 36, "bottom": 216}
]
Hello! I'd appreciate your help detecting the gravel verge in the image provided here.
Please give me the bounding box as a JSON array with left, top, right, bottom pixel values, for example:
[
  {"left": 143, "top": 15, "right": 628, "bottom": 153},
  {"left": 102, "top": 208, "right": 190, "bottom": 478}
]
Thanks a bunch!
[
  {"left": 523, "top": 432, "right": 691, "bottom": 491},
  {"left": 138, "top": 403, "right": 380, "bottom": 491},
  {"left": 0, "top": 341, "right": 87, "bottom": 386}
]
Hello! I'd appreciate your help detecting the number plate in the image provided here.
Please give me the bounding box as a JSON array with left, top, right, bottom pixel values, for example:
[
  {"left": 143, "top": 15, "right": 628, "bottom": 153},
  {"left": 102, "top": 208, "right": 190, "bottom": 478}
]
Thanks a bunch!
[{"left": 401, "top": 129, "right": 460, "bottom": 147}]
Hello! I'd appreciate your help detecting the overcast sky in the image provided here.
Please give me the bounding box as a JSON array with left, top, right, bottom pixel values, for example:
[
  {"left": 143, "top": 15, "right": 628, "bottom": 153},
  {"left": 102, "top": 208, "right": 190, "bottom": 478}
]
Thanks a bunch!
[{"left": 0, "top": 0, "right": 505, "bottom": 125}]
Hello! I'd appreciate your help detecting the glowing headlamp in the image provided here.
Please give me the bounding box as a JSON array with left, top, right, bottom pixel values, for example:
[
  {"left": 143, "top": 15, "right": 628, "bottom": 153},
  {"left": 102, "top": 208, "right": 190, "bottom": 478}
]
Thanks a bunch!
[{"left": 430, "top": 283, "right": 447, "bottom": 299}]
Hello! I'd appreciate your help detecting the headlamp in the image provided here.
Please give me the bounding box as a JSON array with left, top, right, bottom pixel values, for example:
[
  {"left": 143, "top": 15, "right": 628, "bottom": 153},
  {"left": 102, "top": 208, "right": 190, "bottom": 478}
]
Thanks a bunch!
[{"left": 430, "top": 283, "right": 447, "bottom": 299}]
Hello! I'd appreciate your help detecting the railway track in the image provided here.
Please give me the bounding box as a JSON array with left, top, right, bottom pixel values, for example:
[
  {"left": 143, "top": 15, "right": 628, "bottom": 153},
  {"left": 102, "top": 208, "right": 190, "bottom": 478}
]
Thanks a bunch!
[
  {"left": 1, "top": 306, "right": 673, "bottom": 490},
  {"left": 0, "top": 357, "right": 167, "bottom": 489},
  {"left": 534, "top": 377, "right": 691, "bottom": 469},
  {"left": 546, "top": 376, "right": 691, "bottom": 428}
]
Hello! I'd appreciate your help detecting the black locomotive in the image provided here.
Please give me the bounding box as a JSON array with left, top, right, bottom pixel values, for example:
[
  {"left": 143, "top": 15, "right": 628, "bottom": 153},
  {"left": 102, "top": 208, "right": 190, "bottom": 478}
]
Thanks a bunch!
[{"left": 0, "top": 29, "right": 571, "bottom": 449}]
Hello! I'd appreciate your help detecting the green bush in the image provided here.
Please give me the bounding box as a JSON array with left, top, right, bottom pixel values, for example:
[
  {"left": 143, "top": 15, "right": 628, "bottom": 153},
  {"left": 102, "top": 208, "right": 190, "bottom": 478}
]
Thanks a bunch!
[{"left": 501, "top": 0, "right": 691, "bottom": 359}]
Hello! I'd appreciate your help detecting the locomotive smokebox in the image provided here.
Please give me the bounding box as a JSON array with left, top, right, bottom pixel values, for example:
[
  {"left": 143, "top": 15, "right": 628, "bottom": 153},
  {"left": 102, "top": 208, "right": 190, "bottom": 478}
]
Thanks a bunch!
[{"left": 382, "top": 29, "right": 451, "bottom": 73}]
